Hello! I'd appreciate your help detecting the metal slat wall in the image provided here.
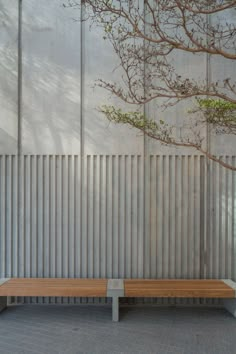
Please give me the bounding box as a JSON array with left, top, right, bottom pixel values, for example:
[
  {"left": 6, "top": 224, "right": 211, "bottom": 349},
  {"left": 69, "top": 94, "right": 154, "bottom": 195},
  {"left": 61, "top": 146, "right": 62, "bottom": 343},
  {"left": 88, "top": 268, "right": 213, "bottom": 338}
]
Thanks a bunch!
[
  {"left": 206, "top": 157, "right": 236, "bottom": 281},
  {"left": 0, "top": 155, "right": 235, "bottom": 304}
]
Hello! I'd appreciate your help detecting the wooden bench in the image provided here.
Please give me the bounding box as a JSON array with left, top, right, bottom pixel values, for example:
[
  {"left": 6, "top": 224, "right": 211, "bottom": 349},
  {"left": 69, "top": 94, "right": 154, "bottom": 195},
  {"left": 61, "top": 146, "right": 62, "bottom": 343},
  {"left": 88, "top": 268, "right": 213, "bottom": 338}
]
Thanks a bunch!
[
  {"left": 0, "top": 278, "right": 120, "bottom": 320},
  {"left": 0, "top": 278, "right": 107, "bottom": 297},
  {"left": 124, "top": 279, "right": 236, "bottom": 298},
  {"left": 0, "top": 278, "right": 236, "bottom": 321},
  {"left": 122, "top": 279, "right": 236, "bottom": 321}
]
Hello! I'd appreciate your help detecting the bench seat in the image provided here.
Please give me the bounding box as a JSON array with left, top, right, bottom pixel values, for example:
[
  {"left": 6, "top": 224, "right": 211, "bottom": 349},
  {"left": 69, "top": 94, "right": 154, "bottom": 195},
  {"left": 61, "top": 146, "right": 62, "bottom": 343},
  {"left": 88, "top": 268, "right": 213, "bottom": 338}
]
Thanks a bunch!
[
  {"left": 123, "top": 279, "right": 236, "bottom": 321},
  {"left": 124, "top": 279, "right": 235, "bottom": 298},
  {"left": 0, "top": 278, "right": 107, "bottom": 297},
  {"left": 0, "top": 278, "right": 236, "bottom": 321}
]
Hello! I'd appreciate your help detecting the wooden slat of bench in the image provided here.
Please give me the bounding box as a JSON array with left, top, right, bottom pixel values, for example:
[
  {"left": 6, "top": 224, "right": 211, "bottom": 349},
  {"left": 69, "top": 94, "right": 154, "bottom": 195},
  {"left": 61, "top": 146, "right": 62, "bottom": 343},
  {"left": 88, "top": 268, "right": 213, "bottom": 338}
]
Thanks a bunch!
[
  {"left": 124, "top": 280, "right": 235, "bottom": 298},
  {"left": 0, "top": 279, "right": 107, "bottom": 297}
]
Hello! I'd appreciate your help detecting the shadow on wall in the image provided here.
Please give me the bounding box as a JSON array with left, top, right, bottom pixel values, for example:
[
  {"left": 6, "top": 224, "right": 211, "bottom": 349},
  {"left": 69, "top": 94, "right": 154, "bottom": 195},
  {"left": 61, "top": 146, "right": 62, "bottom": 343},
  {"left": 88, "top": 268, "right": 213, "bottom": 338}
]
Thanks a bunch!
[
  {"left": 22, "top": 0, "right": 102, "bottom": 154},
  {"left": 0, "top": 0, "right": 18, "bottom": 153},
  {"left": 0, "top": 0, "right": 141, "bottom": 155},
  {"left": 22, "top": 0, "right": 143, "bottom": 155}
]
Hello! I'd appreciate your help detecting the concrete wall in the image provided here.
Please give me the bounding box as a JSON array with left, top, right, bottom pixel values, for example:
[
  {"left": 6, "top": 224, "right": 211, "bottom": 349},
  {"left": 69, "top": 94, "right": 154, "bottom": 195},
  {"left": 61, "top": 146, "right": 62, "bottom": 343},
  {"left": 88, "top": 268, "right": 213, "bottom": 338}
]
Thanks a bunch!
[
  {"left": 0, "top": 0, "right": 18, "bottom": 154},
  {"left": 1, "top": 0, "right": 235, "bottom": 155}
]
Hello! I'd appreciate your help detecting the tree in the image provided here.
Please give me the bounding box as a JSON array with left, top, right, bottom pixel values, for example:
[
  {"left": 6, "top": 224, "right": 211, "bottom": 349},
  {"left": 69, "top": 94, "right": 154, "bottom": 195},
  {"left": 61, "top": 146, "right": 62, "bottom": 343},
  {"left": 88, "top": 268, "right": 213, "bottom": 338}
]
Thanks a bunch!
[{"left": 65, "top": 0, "right": 236, "bottom": 170}]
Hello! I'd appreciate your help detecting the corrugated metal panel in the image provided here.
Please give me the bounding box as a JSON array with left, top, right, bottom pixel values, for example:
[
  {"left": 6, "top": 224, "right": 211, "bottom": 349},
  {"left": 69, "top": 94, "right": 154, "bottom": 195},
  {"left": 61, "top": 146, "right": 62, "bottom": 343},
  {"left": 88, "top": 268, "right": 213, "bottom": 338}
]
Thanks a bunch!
[
  {"left": 0, "top": 154, "right": 235, "bottom": 305},
  {"left": 206, "top": 157, "right": 236, "bottom": 280},
  {"left": 148, "top": 155, "right": 202, "bottom": 280}
]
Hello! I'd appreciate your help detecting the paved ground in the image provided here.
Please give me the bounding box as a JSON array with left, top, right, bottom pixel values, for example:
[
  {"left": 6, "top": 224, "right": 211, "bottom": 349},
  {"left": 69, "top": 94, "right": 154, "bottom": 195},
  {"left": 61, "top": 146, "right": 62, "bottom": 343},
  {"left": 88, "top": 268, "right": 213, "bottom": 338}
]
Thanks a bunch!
[{"left": 0, "top": 304, "right": 235, "bottom": 354}]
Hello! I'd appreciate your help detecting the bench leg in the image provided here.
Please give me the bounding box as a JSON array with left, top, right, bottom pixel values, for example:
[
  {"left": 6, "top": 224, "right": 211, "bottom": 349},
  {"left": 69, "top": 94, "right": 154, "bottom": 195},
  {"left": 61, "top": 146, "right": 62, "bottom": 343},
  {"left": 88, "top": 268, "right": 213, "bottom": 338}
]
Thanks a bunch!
[
  {"left": 107, "top": 279, "right": 124, "bottom": 322},
  {"left": 223, "top": 299, "right": 236, "bottom": 318},
  {"left": 112, "top": 296, "right": 119, "bottom": 322},
  {"left": 0, "top": 297, "right": 7, "bottom": 313}
]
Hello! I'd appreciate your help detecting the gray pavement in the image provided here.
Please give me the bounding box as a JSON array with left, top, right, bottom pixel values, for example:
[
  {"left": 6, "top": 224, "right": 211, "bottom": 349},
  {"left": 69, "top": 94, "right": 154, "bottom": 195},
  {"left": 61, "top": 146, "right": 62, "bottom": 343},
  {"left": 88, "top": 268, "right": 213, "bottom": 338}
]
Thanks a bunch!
[{"left": 0, "top": 304, "right": 235, "bottom": 354}]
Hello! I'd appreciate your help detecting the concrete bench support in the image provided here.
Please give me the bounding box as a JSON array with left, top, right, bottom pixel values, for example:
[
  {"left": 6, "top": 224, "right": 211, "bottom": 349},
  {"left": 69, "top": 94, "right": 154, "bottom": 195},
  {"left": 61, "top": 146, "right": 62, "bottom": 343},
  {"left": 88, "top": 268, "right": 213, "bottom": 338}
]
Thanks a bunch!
[
  {"left": 222, "top": 280, "right": 236, "bottom": 318},
  {"left": 223, "top": 299, "right": 236, "bottom": 318},
  {"left": 0, "top": 279, "right": 9, "bottom": 313},
  {"left": 0, "top": 297, "right": 7, "bottom": 313},
  {"left": 107, "top": 279, "right": 124, "bottom": 322}
]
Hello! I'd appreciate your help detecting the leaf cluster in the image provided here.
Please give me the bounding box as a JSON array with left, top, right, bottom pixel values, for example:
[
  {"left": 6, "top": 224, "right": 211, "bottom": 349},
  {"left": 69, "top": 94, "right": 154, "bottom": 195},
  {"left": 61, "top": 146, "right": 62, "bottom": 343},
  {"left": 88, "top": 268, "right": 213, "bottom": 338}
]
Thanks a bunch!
[{"left": 192, "top": 98, "right": 236, "bottom": 134}]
